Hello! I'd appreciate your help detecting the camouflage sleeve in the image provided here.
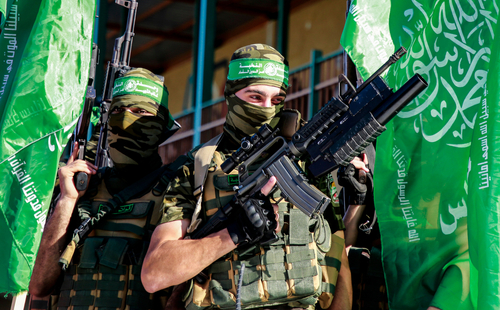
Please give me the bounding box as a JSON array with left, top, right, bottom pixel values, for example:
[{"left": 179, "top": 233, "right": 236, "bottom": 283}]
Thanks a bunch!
[
  {"left": 297, "top": 159, "right": 345, "bottom": 232},
  {"left": 160, "top": 160, "right": 197, "bottom": 224},
  {"left": 313, "top": 172, "right": 346, "bottom": 232}
]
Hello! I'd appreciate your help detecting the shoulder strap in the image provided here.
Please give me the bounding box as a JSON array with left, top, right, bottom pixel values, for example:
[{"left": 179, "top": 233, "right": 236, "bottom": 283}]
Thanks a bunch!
[
  {"left": 112, "top": 165, "right": 171, "bottom": 204},
  {"left": 187, "top": 133, "right": 223, "bottom": 234},
  {"left": 60, "top": 162, "right": 181, "bottom": 270},
  {"left": 151, "top": 154, "right": 190, "bottom": 196}
]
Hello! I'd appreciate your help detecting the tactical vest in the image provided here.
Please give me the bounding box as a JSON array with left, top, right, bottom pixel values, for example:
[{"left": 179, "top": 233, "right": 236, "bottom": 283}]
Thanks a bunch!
[
  {"left": 57, "top": 173, "right": 168, "bottom": 310},
  {"left": 185, "top": 147, "right": 344, "bottom": 310}
]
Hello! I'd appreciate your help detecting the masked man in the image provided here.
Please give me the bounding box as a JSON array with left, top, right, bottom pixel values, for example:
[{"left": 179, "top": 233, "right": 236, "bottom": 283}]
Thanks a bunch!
[
  {"left": 142, "top": 44, "right": 352, "bottom": 310},
  {"left": 29, "top": 68, "right": 180, "bottom": 310}
]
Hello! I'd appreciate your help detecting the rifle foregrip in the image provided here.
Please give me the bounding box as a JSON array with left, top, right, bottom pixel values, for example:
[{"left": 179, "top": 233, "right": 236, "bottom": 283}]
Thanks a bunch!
[
  {"left": 308, "top": 115, "right": 385, "bottom": 178},
  {"left": 266, "top": 155, "right": 331, "bottom": 217},
  {"left": 332, "top": 115, "right": 385, "bottom": 166}
]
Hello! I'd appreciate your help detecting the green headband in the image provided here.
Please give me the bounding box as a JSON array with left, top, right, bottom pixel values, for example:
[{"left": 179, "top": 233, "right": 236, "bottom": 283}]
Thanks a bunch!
[
  {"left": 112, "top": 76, "right": 169, "bottom": 107},
  {"left": 227, "top": 58, "right": 289, "bottom": 87}
]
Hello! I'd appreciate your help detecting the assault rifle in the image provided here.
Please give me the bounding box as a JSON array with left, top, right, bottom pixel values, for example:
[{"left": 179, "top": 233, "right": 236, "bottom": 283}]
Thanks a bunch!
[
  {"left": 191, "top": 47, "right": 427, "bottom": 240},
  {"left": 74, "top": 42, "right": 98, "bottom": 191},
  {"left": 95, "top": 0, "right": 138, "bottom": 168},
  {"left": 59, "top": 0, "right": 139, "bottom": 270}
]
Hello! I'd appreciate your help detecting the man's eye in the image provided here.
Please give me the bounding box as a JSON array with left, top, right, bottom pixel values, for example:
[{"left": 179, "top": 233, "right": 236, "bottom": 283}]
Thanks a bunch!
[{"left": 111, "top": 107, "right": 124, "bottom": 114}]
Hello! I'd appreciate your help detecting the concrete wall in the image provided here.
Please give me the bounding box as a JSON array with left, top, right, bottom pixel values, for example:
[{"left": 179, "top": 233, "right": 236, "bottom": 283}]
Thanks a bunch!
[{"left": 162, "top": 0, "right": 348, "bottom": 116}]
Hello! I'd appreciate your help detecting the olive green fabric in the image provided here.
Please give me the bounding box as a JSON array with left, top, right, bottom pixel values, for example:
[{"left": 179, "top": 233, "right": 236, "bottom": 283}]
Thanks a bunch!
[
  {"left": 315, "top": 173, "right": 345, "bottom": 231},
  {"left": 224, "top": 96, "right": 283, "bottom": 143},
  {"left": 108, "top": 110, "right": 164, "bottom": 169},
  {"left": 160, "top": 44, "right": 344, "bottom": 309},
  {"left": 112, "top": 76, "right": 169, "bottom": 111},
  {"left": 108, "top": 68, "right": 175, "bottom": 170},
  {"left": 161, "top": 141, "right": 345, "bottom": 310},
  {"left": 223, "top": 43, "right": 287, "bottom": 143},
  {"left": 227, "top": 59, "right": 289, "bottom": 87},
  {"left": 224, "top": 43, "right": 289, "bottom": 95},
  {"left": 110, "top": 67, "right": 173, "bottom": 123},
  {"left": 59, "top": 170, "right": 171, "bottom": 310}
]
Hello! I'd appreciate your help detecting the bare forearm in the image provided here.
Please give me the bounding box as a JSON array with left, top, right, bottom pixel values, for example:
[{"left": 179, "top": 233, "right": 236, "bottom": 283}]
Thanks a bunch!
[
  {"left": 142, "top": 228, "right": 236, "bottom": 293},
  {"left": 29, "top": 197, "right": 77, "bottom": 297},
  {"left": 343, "top": 204, "right": 365, "bottom": 247},
  {"left": 329, "top": 244, "right": 353, "bottom": 310}
]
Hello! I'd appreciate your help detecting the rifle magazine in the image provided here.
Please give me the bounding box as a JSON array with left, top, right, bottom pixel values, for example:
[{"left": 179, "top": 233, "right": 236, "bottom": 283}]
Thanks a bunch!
[{"left": 265, "top": 155, "right": 330, "bottom": 218}]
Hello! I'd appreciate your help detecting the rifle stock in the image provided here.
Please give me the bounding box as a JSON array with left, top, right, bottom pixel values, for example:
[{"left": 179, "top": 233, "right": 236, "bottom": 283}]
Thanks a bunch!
[{"left": 191, "top": 47, "right": 428, "bottom": 241}]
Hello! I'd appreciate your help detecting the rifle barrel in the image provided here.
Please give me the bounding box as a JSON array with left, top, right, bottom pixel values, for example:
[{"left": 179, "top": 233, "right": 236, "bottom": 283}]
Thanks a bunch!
[
  {"left": 344, "top": 47, "right": 407, "bottom": 102},
  {"left": 373, "top": 73, "right": 427, "bottom": 125}
]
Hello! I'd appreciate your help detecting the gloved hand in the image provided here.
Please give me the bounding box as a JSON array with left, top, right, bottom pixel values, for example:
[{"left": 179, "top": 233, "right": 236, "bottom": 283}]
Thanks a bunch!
[
  {"left": 226, "top": 192, "right": 277, "bottom": 246},
  {"left": 337, "top": 154, "right": 373, "bottom": 205}
]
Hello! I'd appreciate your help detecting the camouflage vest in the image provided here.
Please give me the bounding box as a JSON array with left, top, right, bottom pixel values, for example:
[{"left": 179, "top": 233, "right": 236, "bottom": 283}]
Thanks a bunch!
[
  {"left": 56, "top": 172, "right": 168, "bottom": 310},
  {"left": 184, "top": 144, "right": 344, "bottom": 310}
]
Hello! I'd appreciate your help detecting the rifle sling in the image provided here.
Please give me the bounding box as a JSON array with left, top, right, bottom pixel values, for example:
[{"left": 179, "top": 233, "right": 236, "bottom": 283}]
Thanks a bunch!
[{"left": 59, "top": 156, "right": 187, "bottom": 269}]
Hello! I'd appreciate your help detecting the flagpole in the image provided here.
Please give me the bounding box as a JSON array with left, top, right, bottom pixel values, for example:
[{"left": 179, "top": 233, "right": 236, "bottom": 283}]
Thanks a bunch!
[
  {"left": 10, "top": 292, "right": 27, "bottom": 310},
  {"left": 343, "top": 0, "right": 358, "bottom": 88}
]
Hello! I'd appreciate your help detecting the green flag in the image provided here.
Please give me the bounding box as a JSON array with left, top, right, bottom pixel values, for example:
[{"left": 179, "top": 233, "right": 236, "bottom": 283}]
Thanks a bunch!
[
  {"left": 0, "top": 0, "right": 95, "bottom": 294},
  {"left": 0, "top": 0, "right": 14, "bottom": 29},
  {"left": 341, "top": 0, "right": 500, "bottom": 309}
]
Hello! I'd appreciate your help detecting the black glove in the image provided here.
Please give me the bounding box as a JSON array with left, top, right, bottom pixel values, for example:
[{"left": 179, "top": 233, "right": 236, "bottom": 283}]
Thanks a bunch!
[
  {"left": 337, "top": 160, "right": 373, "bottom": 205},
  {"left": 226, "top": 193, "right": 277, "bottom": 246}
]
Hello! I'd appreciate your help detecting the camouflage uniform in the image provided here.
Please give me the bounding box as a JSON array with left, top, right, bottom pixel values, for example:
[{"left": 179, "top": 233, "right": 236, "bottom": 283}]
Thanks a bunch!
[
  {"left": 162, "top": 44, "right": 346, "bottom": 310},
  {"left": 55, "top": 68, "right": 178, "bottom": 310}
]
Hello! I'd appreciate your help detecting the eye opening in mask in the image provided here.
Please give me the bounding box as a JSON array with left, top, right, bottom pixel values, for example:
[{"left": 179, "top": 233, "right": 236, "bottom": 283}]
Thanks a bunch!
[{"left": 110, "top": 106, "right": 155, "bottom": 116}]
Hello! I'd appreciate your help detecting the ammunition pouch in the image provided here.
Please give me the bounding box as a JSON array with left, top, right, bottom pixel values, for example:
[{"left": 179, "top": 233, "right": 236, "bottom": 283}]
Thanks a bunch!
[
  {"left": 57, "top": 255, "right": 153, "bottom": 310},
  {"left": 185, "top": 208, "right": 342, "bottom": 310},
  {"left": 56, "top": 172, "right": 169, "bottom": 310},
  {"left": 185, "top": 138, "right": 343, "bottom": 310}
]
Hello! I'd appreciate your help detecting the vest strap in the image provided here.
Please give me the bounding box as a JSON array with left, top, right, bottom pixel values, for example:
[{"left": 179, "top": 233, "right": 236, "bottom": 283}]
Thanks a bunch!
[
  {"left": 128, "top": 278, "right": 147, "bottom": 291},
  {"left": 321, "top": 282, "right": 336, "bottom": 294},
  {"left": 287, "top": 265, "right": 317, "bottom": 279},
  {"left": 70, "top": 296, "right": 95, "bottom": 306},
  {"left": 98, "top": 221, "right": 146, "bottom": 236},
  {"left": 261, "top": 270, "right": 286, "bottom": 281},
  {"left": 73, "top": 280, "right": 97, "bottom": 291},
  {"left": 323, "top": 256, "right": 341, "bottom": 270},
  {"left": 187, "top": 133, "right": 223, "bottom": 234},
  {"left": 94, "top": 297, "right": 123, "bottom": 308},
  {"left": 262, "top": 248, "right": 285, "bottom": 264},
  {"left": 96, "top": 280, "right": 126, "bottom": 291},
  {"left": 285, "top": 248, "right": 315, "bottom": 263},
  {"left": 98, "top": 264, "right": 128, "bottom": 275}
]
